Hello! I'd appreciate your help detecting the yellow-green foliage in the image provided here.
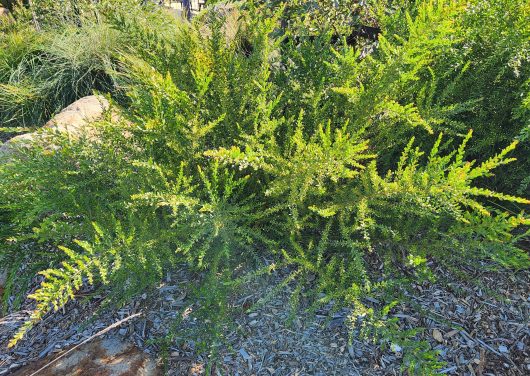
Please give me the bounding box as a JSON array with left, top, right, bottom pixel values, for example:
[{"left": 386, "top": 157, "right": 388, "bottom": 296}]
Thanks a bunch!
[{"left": 0, "top": 1, "right": 529, "bottom": 374}]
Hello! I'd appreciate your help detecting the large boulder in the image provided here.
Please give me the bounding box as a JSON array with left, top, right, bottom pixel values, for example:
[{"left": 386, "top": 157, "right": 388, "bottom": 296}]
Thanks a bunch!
[
  {"left": 0, "top": 95, "right": 110, "bottom": 157},
  {"left": 44, "top": 95, "right": 110, "bottom": 134}
]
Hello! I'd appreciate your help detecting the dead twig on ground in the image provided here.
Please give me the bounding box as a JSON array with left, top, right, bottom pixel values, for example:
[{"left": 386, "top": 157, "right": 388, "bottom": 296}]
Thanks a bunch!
[{"left": 27, "top": 312, "right": 142, "bottom": 376}]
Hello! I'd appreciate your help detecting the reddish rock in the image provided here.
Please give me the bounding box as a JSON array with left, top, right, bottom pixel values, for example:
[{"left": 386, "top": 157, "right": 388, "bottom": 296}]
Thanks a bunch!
[{"left": 11, "top": 337, "right": 161, "bottom": 376}]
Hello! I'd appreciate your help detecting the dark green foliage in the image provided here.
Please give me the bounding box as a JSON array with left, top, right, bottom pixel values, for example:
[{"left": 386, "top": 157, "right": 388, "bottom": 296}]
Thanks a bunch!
[
  {"left": 0, "top": 1, "right": 529, "bottom": 374},
  {"left": 410, "top": 0, "right": 530, "bottom": 191}
]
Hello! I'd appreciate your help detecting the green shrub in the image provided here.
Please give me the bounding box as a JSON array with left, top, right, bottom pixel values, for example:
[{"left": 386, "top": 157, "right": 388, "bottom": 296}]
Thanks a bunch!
[
  {"left": 1, "top": 1, "right": 529, "bottom": 374},
  {"left": 415, "top": 0, "right": 530, "bottom": 191}
]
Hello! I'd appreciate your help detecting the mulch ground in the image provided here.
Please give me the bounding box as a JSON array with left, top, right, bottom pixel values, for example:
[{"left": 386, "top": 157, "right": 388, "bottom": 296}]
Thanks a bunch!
[{"left": 0, "top": 265, "right": 528, "bottom": 375}]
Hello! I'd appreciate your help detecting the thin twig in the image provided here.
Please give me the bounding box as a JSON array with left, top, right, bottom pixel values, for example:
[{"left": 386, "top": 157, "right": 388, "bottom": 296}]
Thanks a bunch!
[
  {"left": 460, "top": 330, "right": 517, "bottom": 367},
  {"left": 28, "top": 312, "right": 142, "bottom": 376}
]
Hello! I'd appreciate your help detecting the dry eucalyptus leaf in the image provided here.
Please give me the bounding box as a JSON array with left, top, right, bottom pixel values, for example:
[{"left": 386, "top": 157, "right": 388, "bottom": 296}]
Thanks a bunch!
[{"left": 433, "top": 329, "right": 444, "bottom": 342}]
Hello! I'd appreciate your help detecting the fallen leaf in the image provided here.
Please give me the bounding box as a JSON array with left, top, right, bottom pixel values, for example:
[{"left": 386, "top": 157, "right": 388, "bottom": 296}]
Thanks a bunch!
[{"left": 433, "top": 329, "right": 444, "bottom": 342}]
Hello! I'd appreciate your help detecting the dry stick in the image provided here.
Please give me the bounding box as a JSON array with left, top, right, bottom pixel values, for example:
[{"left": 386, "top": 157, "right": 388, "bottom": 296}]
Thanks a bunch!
[
  {"left": 460, "top": 330, "right": 517, "bottom": 368},
  {"left": 28, "top": 312, "right": 143, "bottom": 376}
]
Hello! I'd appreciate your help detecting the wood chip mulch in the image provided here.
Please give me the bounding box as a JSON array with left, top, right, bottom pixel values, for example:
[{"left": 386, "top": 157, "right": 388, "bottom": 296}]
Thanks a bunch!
[{"left": 0, "top": 265, "right": 528, "bottom": 375}]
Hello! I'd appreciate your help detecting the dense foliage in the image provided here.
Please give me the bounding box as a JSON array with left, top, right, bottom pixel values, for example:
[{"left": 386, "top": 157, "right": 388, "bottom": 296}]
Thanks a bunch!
[{"left": 0, "top": 0, "right": 529, "bottom": 373}]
